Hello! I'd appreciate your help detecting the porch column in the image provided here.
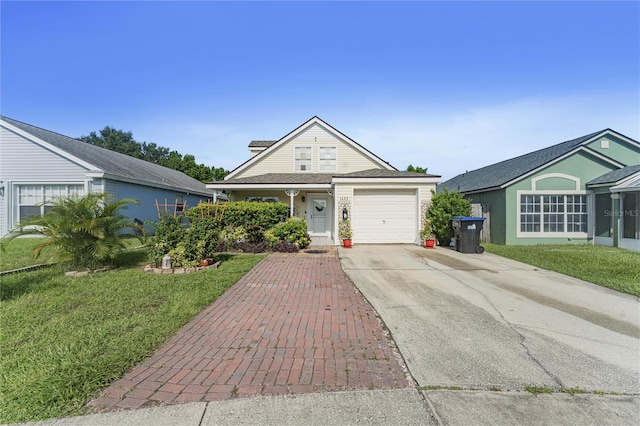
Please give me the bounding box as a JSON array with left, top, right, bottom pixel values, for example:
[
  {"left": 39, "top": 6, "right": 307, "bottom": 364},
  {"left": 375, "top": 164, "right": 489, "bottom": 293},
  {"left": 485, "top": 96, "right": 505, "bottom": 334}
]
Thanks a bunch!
[
  {"left": 611, "top": 193, "right": 624, "bottom": 247},
  {"left": 284, "top": 190, "right": 299, "bottom": 217}
]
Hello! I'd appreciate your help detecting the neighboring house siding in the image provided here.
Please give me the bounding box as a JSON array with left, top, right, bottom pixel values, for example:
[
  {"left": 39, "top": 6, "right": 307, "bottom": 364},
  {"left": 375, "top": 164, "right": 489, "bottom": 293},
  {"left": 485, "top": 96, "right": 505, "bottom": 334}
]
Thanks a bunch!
[
  {"left": 104, "top": 179, "right": 118, "bottom": 199},
  {"left": 468, "top": 190, "right": 506, "bottom": 245},
  {"left": 585, "top": 135, "right": 640, "bottom": 165},
  {"left": 0, "top": 127, "right": 90, "bottom": 236},
  {"left": 115, "top": 181, "right": 211, "bottom": 229},
  {"left": 0, "top": 127, "right": 90, "bottom": 181},
  {"left": 505, "top": 151, "right": 620, "bottom": 245},
  {"left": 234, "top": 123, "right": 382, "bottom": 178}
]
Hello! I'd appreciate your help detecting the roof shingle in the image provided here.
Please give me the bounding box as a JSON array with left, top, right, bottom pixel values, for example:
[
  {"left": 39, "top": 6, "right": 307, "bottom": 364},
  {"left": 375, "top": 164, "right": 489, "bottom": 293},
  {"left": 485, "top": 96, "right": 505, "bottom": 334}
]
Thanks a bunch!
[
  {"left": 1, "top": 116, "right": 211, "bottom": 196},
  {"left": 440, "top": 130, "right": 608, "bottom": 193}
]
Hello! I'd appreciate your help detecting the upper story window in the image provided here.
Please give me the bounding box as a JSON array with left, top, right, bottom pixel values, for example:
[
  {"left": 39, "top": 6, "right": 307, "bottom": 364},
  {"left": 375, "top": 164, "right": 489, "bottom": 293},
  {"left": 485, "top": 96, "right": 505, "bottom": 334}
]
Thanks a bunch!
[
  {"left": 295, "top": 147, "right": 312, "bottom": 171},
  {"left": 319, "top": 146, "right": 337, "bottom": 172}
]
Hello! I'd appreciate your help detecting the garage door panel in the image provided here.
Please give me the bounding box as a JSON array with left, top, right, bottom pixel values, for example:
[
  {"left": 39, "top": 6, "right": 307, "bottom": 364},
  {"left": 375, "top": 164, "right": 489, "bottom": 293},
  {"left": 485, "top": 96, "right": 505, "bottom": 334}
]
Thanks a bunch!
[{"left": 353, "top": 189, "right": 417, "bottom": 244}]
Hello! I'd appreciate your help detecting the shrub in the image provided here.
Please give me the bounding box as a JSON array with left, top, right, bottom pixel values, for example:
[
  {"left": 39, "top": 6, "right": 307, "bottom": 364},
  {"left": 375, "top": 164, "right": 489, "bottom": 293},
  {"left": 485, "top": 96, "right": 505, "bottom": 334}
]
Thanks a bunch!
[
  {"left": 147, "top": 212, "right": 187, "bottom": 267},
  {"left": 427, "top": 188, "right": 472, "bottom": 245},
  {"left": 338, "top": 220, "right": 352, "bottom": 240},
  {"left": 267, "top": 217, "right": 310, "bottom": 249},
  {"left": 218, "top": 226, "right": 247, "bottom": 251},
  {"left": 185, "top": 201, "right": 288, "bottom": 230},
  {"left": 1, "top": 193, "right": 142, "bottom": 270}
]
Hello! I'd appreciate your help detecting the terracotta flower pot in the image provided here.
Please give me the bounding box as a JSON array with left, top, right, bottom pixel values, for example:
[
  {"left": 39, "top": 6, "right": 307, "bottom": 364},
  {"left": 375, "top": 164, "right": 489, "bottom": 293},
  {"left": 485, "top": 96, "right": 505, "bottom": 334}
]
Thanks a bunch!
[
  {"left": 425, "top": 239, "right": 436, "bottom": 248},
  {"left": 343, "top": 239, "right": 352, "bottom": 248}
]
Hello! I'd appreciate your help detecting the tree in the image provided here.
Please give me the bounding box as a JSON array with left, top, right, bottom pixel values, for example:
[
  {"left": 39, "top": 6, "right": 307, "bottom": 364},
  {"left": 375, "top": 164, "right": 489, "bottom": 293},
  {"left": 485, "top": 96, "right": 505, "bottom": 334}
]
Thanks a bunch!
[
  {"left": 2, "top": 193, "right": 142, "bottom": 269},
  {"left": 427, "top": 188, "right": 471, "bottom": 245},
  {"left": 78, "top": 127, "right": 229, "bottom": 182},
  {"left": 407, "top": 164, "right": 428, "bottom": 174}
]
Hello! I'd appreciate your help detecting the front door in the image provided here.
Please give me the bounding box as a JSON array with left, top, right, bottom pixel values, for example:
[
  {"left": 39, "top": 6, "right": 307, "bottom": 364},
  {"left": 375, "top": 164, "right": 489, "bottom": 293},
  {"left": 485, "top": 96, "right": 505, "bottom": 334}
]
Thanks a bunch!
[{"left": 308, "top": 195, "right": 330, "bottom": 236}]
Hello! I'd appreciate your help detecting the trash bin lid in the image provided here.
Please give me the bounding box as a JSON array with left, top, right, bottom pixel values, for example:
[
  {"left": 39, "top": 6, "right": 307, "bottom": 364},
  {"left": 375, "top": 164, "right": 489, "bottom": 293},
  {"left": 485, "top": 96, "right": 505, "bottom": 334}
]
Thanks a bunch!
[{"left": 451, "top": 216, "right": 485, "bottom": 221}]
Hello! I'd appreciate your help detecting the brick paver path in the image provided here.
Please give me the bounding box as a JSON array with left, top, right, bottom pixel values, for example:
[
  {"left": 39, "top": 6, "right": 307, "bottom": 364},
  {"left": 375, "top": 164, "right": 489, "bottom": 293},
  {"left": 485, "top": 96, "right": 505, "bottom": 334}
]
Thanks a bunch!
[{"left": 88, "top": 248, "right": 410, "bottom": 412}]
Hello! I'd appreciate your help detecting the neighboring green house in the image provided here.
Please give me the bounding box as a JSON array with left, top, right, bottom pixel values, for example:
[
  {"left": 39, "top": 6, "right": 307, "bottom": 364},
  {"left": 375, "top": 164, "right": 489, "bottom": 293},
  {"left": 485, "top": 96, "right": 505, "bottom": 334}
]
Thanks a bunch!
[{"left": 439, "top": 129, "right": 640, "bottom": 250}]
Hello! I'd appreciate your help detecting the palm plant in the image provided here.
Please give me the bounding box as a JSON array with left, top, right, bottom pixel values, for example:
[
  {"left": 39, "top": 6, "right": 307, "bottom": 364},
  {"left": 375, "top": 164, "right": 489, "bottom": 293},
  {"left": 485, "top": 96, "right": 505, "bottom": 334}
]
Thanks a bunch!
[{"left": 2, "top": 193, "right": 142, "bottom": 270}]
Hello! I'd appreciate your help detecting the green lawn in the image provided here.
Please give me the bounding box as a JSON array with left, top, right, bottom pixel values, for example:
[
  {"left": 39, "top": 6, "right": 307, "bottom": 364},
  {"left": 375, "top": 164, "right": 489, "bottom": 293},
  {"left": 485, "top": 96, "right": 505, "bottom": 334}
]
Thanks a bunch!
[
  {"left": 484, "top": 244, "right": 640, "bottom": 297},
  {"left": 0, "top": 237, "right": 56, "bottom": 272},
  {"left": 0, "top": 249, "right": 265, "bottom": 423}
]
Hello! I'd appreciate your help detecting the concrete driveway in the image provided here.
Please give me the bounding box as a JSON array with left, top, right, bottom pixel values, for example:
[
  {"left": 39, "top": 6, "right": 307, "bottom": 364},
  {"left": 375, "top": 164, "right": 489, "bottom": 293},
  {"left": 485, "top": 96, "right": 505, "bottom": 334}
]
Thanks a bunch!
[{"left": 339, "top": 245, "right": 640, "bottom": 425}]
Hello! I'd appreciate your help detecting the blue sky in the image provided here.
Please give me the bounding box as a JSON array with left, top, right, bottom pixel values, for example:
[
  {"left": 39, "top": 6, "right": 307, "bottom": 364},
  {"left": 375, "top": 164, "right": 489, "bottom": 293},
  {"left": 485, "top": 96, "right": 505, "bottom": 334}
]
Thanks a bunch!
[{"left": 2, "top": 1, "right": 638, "bottom": 180}]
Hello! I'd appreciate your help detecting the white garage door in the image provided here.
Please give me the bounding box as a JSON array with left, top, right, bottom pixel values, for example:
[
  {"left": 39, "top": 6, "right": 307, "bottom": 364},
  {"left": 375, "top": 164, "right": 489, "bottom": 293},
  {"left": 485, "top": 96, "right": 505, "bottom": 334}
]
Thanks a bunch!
[{"left": 352, "top": 189, "right": 417, "bottom": 243}]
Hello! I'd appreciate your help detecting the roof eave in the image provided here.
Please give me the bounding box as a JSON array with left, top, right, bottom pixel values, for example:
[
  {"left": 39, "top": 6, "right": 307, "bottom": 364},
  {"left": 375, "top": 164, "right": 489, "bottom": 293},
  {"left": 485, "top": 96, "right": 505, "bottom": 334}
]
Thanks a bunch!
[
  {"left": 87, "top": 172, "right": 212, "bottom": 197},
  {"left": 206, "top": 183, "right": 332, "bottom": 190},
  {"left": 332, "top": 177, "right": 440, "bottom": 184}
]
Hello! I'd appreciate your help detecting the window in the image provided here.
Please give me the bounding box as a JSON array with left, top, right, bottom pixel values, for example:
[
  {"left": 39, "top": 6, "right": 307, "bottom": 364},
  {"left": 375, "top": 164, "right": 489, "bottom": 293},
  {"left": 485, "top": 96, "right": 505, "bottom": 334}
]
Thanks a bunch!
[
  {"left": 17, "top": 184, "right": 85, "bottom": 222},
  {"left": 295, "top": 147, "right": 312, "bottom": 172},
  {"left": 245, "top": 196, "right": 279, "bottom": 202},
  {"left": 319, "top": 146, "right": 337, "bottom": 171},
  {"left": 520, "top": 195, "right": 541, "bottom": 232},
  {"left": 520, "top": 194, "right": 587, "bottom": 234}
]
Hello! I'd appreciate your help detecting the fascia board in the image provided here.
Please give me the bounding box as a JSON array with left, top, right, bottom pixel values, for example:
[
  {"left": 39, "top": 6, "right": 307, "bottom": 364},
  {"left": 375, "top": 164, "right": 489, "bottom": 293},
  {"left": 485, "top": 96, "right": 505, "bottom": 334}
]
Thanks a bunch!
[
  {"left": 332, "top": 177, "right": 440, "bottom": 184},
  {"left": 459, "top": 185, "right": 504, "bottom": 195},
  {"left": 1, "top": 120, "right": 100, "bottom": 171},
  {"left": 616, "top": 171, "right": 640, "bottom": 186},
  {"left": 86, "top": 172, "right": 212, "bottom": 197},
  {"left": 206, "top": 183, "right": 332, "bottom": 190}
]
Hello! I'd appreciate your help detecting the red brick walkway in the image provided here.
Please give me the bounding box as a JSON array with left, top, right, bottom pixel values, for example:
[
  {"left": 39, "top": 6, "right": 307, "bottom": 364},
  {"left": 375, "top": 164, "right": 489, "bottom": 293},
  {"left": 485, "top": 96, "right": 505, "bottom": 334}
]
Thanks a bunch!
[{"left": 88, "top": 248, "right": 410, "bottom": 412}]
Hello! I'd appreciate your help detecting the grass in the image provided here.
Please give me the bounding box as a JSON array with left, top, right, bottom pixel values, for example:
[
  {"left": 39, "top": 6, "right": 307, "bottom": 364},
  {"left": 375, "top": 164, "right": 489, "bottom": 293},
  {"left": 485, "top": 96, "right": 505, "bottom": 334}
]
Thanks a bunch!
[
  {"left": 0, "top": 249, "right": 265, "bottom": 424},
  {"left": 0, "top": 237, "right": 56, "bottom": 271},
  {"left": 0, "top": 237, "right": 145, "bottom": 272},
  {"left": 484, "top": 244, "right": 640, "bottom": 297}
]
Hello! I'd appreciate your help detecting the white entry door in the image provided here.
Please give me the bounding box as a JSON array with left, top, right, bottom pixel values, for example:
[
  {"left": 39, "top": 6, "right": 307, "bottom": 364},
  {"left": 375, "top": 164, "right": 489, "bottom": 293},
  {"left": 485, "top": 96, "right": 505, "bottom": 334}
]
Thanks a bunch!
[{"left": 308, "top": 195, "right": 330, "bottom": 236}]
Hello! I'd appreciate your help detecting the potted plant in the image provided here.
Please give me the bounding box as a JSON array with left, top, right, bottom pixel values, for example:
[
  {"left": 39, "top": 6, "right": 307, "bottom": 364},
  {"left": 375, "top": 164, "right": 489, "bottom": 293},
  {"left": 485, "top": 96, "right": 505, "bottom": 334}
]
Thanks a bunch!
[
  {"left": 339, "top": 219, "right": 353, "bottom": 248},
  {"left": 420, "top": 218, "right": 436, "bottom": 248}
]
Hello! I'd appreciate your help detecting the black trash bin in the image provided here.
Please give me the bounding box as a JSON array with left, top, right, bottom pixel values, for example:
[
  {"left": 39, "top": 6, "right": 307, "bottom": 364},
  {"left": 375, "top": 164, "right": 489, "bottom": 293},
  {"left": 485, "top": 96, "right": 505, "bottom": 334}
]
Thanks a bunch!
[{"left": 451, "top": 216, "right": 485, "bottom": 254}]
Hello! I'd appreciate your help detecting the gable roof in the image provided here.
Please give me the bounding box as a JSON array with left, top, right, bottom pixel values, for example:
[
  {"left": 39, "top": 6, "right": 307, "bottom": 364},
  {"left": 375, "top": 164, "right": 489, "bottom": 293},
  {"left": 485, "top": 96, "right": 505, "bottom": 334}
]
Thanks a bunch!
[
  {"left": 587, "top": 164, "right": 640, "bottom": 186},
  {"left": 1, "top": 116, "right": 211, "bottom": 197},
  {"left": 440, "top": 129, "right": 637, "bottom": 193},
  {"left": 226, "top": 116, "right": 396, "bottom": 179}
]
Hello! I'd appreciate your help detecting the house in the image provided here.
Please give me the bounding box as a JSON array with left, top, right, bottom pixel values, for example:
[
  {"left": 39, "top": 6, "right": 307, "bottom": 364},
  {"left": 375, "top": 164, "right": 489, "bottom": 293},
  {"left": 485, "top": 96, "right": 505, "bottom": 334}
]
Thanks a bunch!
[
  {"left": 206, "top": 116, "right": 441, "bottom": 245},
  {"left": 0, "top": 116, "right": 215, "bottom": 237},
  {"left": 439, "top": 129, "right": 640, "bottom": 250}
]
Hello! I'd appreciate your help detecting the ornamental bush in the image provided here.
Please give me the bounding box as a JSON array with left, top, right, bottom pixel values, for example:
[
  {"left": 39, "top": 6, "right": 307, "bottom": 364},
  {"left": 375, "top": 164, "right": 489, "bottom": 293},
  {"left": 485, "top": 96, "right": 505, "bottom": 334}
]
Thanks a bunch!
[
  {"left": 427, "top": 188, "right": 472, "bottom": 246},
  {"left": 2, "top": 193, "right": 142, "bottom": 270},
  {"left": 267, "top": 217, "right": 310, "bottom": 249},
  {"left": 147, "top": 212, "right": 187, "bottom": 266},
  {"left": 185, "top": 201, "right": 289, "bottom": 230}
]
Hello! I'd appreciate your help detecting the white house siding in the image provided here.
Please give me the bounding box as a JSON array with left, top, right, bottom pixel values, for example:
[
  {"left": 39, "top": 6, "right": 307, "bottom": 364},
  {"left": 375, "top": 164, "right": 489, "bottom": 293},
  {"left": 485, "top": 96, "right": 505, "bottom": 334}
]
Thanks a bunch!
[
  {"left": 0, "top": 127, "right": 91, "bottom": 236},
  {"left": 234, "top": 123, "right": 382, "bottom": 178},
  {"left": 0, "top": 127, "right": 90, "bottom": 181}
]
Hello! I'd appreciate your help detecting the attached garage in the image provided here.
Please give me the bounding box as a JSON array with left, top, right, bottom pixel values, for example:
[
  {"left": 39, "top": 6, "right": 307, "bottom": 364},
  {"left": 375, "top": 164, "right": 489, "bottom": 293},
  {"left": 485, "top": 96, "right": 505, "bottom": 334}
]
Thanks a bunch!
[{"left": 352, "top": 188, "right": 418, "bottom": 243}]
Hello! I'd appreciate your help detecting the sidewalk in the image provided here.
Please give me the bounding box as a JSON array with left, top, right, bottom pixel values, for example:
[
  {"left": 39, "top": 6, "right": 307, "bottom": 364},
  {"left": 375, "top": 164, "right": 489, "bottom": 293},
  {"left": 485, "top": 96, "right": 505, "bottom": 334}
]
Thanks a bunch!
[{"left": 86, "top": 248, "right": 410, "bottom": 412}]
